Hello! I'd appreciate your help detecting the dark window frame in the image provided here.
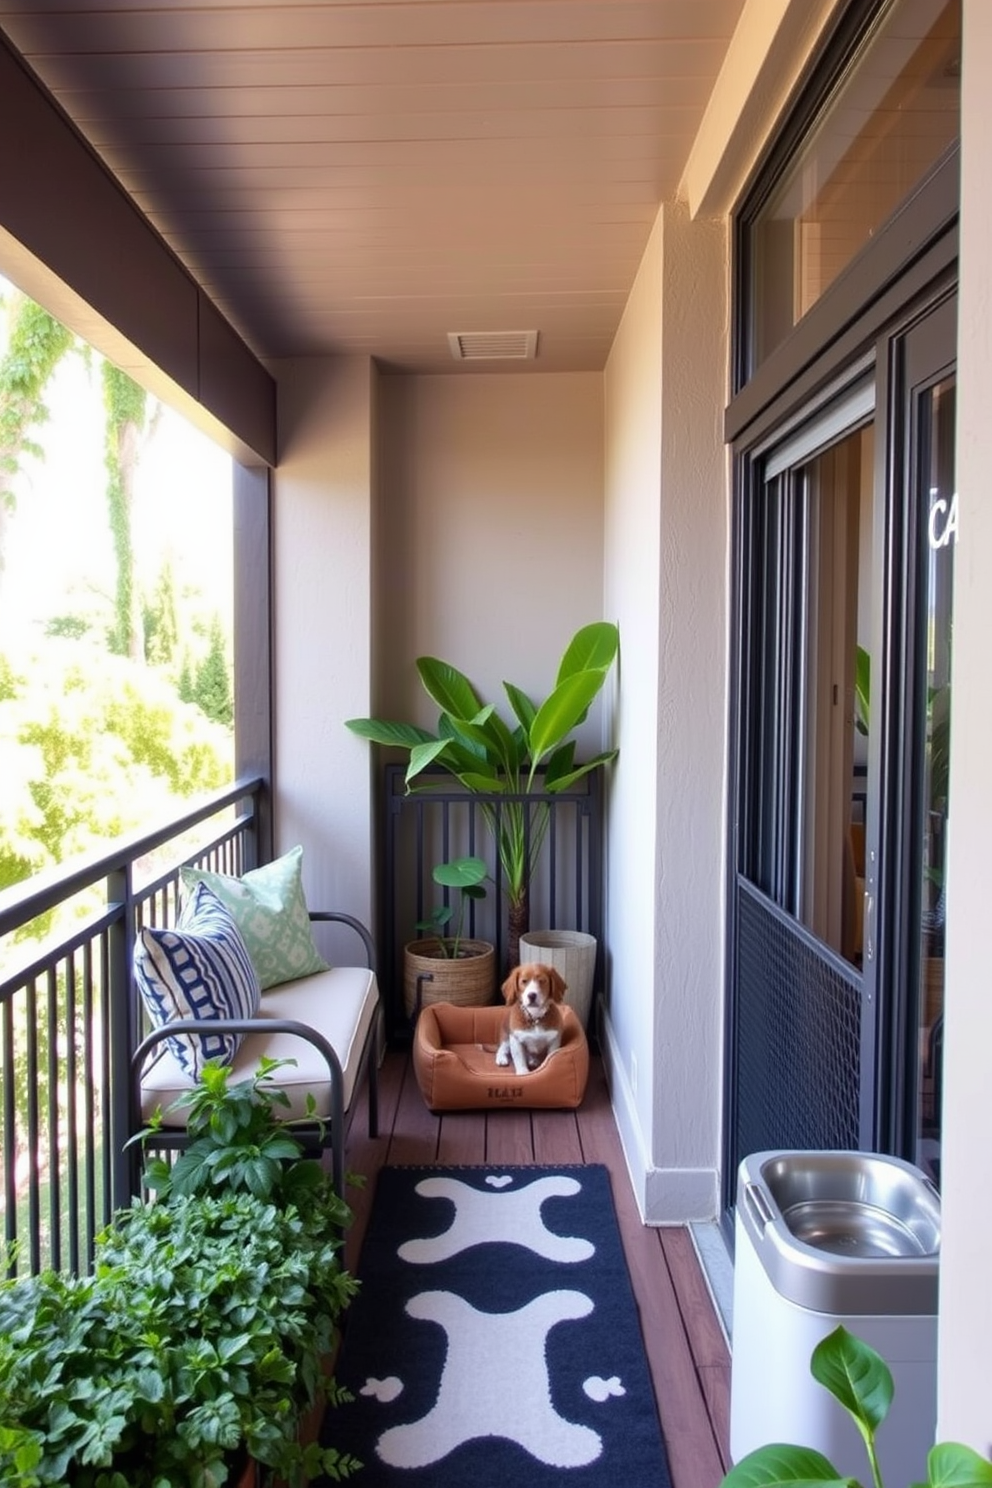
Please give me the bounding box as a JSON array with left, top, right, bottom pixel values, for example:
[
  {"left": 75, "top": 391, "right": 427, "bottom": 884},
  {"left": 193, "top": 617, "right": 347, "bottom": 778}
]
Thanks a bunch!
[{"left": 730, "top": 0, "right": 958, "bottom": 407}]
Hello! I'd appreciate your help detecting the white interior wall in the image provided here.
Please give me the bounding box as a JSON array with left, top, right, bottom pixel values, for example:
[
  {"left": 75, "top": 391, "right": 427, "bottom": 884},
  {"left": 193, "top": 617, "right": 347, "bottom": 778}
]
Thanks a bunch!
[
  {"left": 268, "top": 355, "right": 377, "bottom": 955},
  {"left": 603, "top": 203, "right": 729, "bottom": 1223},
  {"left": 936, "top": 0, "right": 992, "bottom": 1451}
]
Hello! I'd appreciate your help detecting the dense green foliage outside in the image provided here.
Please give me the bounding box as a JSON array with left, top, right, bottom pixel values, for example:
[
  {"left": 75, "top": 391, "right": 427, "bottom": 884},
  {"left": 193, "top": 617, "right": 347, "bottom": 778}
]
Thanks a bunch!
[
  {"left": 0, "top": 639, "right": 233, "bottom": 903},
  {"left": 0, "top": 284, "right": 236, "bottom": 1247},
  {"left": 0, "top": 282, "right": 235, "bottom": 908}
]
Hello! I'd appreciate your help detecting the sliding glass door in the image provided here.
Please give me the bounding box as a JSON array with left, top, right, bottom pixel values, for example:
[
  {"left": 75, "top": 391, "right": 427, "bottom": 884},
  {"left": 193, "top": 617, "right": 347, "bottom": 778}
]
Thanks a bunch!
[
  {"left": 875, "top": 294, "right": 956, "bottom": 1180},
  {"left": 727, "top": 289, "right": 956, "bottom": 1191}
]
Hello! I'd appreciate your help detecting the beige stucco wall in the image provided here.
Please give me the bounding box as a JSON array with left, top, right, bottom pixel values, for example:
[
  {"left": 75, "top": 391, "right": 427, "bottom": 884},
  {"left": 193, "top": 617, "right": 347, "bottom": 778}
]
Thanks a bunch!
[
  {"left": 375, "top": 371, "right": 605, "bottom": 741},
  {"left": 936, "top": 0, "right": 992, "bottom": 1453},
  {"left": 268, "top": 356, "right": 377, "bottom": 953},
  {"left": 269, "top": 362, "right": 605, "bottom": 956},
  {"left": 602, "top": 209, "right": 665, "bottom": 1196},
  {"left": 603, "top": 201, "right": 729, "bottom": 1222}
]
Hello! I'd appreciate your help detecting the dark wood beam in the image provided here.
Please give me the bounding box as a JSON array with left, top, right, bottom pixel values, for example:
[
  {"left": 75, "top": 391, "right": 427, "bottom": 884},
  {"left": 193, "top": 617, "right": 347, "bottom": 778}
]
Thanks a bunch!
[{"left": 0, "top": 29, "right": 275, "bottom": 467}]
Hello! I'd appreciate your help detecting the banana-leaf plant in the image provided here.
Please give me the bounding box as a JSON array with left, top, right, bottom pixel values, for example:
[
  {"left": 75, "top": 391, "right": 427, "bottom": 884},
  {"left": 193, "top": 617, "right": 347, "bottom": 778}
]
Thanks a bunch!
[{"left": 346, "top": 621, "right": 619, "bottom": 966}]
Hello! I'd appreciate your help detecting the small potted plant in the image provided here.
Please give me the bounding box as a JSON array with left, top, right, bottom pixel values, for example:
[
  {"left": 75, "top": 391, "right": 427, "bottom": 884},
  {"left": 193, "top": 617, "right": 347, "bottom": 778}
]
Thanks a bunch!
[{"left": 403, "top": 854, "right": 495, "bottom": 1018}]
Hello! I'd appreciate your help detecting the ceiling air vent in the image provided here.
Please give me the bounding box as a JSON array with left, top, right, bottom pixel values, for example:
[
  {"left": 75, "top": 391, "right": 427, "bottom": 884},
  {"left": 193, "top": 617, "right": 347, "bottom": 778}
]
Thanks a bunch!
[{"left": 448, "top": 330, "right": 539, "bottom": 361}]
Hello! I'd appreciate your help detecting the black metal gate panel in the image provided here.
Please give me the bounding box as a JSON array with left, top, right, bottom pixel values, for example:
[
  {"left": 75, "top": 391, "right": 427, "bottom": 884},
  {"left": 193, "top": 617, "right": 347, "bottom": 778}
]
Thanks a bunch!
[{"left": 732, "top": 878, "right": 862, "bottom": 1171}]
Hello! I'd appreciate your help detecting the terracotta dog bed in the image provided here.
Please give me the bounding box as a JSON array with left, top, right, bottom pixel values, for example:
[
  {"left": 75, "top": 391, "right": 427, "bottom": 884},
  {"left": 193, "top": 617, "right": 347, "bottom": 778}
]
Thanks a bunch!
[{"left": 412, "top": 1000, "right": 590, "bottom": 1111}]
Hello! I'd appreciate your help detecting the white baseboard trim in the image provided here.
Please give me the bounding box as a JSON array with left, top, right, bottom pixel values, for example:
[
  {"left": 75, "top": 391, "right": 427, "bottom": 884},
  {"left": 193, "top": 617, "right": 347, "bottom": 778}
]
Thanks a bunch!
[{"left": 600, "top": 1006, "right": 720, "bottom": 1225}]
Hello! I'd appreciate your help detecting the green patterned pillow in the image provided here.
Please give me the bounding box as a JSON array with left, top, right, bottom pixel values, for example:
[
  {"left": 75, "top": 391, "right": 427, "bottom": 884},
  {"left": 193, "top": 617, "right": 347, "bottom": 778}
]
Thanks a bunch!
[{"left": 180, "top": 845, "right": 329, "bottom": 990}]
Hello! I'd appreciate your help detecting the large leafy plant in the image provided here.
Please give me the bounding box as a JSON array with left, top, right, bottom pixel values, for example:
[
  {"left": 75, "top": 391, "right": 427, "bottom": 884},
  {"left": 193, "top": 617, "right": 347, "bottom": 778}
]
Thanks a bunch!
[
  {"left": 722, "top": 1326, "right": 991, "bottom": 1488},
  {"left": 0, "top": 1059, "right": 361, "bottom": 1488},
  {"left": 346, "top": 620, "right": 619, "bottom": 963}
]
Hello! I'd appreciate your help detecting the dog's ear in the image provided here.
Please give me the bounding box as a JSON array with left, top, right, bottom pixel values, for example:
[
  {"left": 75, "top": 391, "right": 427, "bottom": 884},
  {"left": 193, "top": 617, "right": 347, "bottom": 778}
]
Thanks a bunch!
[
  {"left": 549, "top": 967, "right": 567, "bottom": 1002},
  {"left": 501, "top": 969, "right": 522, "bottom": 1003}
]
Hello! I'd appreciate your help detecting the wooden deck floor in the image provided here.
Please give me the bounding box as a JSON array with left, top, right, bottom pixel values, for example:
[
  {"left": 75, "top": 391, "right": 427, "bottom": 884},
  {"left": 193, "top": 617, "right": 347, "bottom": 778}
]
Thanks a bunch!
[{"left": 342, "top": 1049, "right": 732, "bottom": 1488}]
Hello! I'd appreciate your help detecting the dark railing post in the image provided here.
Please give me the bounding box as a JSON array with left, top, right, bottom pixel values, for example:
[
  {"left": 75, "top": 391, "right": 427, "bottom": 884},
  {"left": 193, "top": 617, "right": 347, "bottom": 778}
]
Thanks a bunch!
[
  {"left": 106, "top": 865, "right": 136, "bottom": 1212},
  {"left": 0, "top": 776, "right": 265, "bottom": 1278}
]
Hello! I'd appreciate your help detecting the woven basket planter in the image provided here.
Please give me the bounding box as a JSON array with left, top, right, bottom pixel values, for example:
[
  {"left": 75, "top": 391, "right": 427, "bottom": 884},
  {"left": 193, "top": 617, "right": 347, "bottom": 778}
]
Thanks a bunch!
[{"left": 403, "top": 938, "right": 496, "bottom": 1018}]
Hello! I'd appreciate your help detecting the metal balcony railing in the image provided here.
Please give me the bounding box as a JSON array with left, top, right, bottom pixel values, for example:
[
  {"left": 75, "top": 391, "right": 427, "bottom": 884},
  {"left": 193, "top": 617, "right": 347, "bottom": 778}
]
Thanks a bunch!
[
  {"left": 382, "top": 764, "right": 603, "bottom": 1035},
  {"left": 0, "top": 776, "right": 264, "bottom": 1277}
]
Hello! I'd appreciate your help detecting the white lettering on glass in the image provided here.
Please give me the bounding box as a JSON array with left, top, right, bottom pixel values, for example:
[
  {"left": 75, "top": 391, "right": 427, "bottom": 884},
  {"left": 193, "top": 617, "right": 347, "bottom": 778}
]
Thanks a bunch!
[{"left": 928, "top": 491, "right": 958, "bottom": 550}]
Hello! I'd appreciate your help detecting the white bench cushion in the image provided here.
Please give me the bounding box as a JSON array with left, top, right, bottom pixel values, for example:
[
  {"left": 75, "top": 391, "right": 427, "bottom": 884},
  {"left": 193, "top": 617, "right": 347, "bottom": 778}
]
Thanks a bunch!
[{"left": 140, "top": 965, "right": 379, "bottom": 1123}]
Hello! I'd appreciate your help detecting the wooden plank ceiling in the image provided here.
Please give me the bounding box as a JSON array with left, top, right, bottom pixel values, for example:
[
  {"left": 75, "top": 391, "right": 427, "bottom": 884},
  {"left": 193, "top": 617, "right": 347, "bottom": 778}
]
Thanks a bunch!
[{"left": 0, "top": 1, "right": 746, "bottom": 372}]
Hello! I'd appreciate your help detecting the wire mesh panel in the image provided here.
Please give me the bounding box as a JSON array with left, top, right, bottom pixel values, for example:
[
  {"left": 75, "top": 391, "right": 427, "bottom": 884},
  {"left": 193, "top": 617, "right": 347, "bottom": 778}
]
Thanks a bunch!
[{"left": 733, "top": 877, "right": 862, "bottom": 1169}]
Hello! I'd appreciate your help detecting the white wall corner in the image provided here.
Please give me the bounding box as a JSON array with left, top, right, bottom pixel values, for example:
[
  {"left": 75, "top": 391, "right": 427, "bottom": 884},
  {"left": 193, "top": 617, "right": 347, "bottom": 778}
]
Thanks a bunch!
[
  {"left": 268, "top": 354, "right": 376, "bottom": 936},
  {"left": 601, "top": 1004, "right": 720, "bottom": 1223},
  {"left": 643, "top": 1166, "right": 720, "bottom": 1226},
  {"left": 598, "top": 1005, "right": 652, "bottom": 1220}
]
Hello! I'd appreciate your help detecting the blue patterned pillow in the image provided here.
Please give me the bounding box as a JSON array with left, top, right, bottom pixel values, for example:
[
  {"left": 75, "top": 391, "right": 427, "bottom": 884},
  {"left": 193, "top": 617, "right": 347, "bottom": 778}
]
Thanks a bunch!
[{"left": 133, "top": 880, "right": 262, "bottom": 1078}]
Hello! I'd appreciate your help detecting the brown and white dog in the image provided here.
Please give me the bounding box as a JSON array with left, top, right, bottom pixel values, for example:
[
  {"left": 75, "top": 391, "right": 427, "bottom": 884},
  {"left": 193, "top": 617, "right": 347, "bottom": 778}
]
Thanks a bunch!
[{"left": 496, "top": 962, "right": 567, "bottom": 1074}]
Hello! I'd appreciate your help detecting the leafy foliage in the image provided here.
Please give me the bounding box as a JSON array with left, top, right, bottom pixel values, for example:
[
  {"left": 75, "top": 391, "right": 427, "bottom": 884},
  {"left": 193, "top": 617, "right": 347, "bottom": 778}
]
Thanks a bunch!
[
  {"left": 102, "top": 361, "right": 148, "bottom": 659},
  {"left": 347, "top": 620, "right": 619, "bottom": 959},
  {"left": 0, "top": 640, "right": 232, "bottom": 899},
  {"left": 143, "top": 558, "right": 180, "bottom": 666},
  {"left": 413, "top": 854, "right": 489, "bottom": 957},
  {"left": 721, "top": 1326, "right": 992, "bottom": 1488},
  {"left": 0, "top": 294, "right": 74, "bottom": 506},
  {"left": 139, "top": 1056, "right": 347, "bottom": 1220},
  {"left": 190, "top": 615, "right": 234, "bottom": 727},
  {"left": 0, "top": 1060, "right": 362, "bottom": 1487}
]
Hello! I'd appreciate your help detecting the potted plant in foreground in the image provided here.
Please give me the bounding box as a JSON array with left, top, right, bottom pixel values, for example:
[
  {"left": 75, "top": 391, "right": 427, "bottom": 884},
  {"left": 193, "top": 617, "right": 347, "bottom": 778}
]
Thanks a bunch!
[
  {"left": 721, "top": 1325, "right": 991, "bottom": 1488},
  {"left": 403, "top": 854, "right": 495, "bottom": 1017},
  {"left": 0, "top": 1059, "right": 361, "bottom": 1488},
  {"left": 346, "top": 620, "right": 619, "bottom": 966}
]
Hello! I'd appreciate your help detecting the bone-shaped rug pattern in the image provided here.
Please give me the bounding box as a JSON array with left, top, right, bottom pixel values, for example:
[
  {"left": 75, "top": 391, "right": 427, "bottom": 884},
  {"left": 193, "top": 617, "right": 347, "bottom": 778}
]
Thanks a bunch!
[
  {"left": 376, "top": 1288, "right": 602, "bottom": 1469},
  {"left": 397, "top": 1174, "right": 596, "bottom": 1264},
  {"left": 327, "top": 1166, "right": 673, "bottom": 1487}
]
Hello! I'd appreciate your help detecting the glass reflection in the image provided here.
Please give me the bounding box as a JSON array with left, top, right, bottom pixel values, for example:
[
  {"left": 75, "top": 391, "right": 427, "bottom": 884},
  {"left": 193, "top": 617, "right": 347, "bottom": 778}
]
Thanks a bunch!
[
  {"left": 753, "top": 0, "right": 960, "bottom": 367},
  {"left": 916, "top": 377, "right": 954, "bottom": 1183}
]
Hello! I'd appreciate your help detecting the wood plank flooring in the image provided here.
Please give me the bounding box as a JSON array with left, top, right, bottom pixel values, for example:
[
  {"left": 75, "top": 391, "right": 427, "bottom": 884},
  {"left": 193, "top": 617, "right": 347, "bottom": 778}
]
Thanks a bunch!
[{"left": 342, "top": 1049, "right": 732, "bottom": 1488}]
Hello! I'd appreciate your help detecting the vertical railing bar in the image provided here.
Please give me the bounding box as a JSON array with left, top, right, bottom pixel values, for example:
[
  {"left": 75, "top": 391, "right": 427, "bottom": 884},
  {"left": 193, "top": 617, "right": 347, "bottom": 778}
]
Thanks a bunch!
[
  {"left": 414, "top": 799, "right": 426, "bottom": 926},
  {"left": 107, "top": 863, "right": 134, "bottom": 1217},
  {"left": 66, "top": 949, "right": 80, "bottom": 1276},
  {"left": 384, "top": 769, "right": 401, "bottom": 1036},
  {"left": 440, "top": 800, "right": 451, "bottom": 923},
  {"left": 548, "top": 798, "right": 559, "bottom": 930},
  {"left": 571, "top": 799, "right": 582, "bottom": 929},
  {"left": 25, "top": 977, "right": 40, "bottom": 1275},
  {"left": 588, "top": 777, "right": 603, "bottom": 960},
  {"left": 46, "top": 963, "right": 62, "bottom": 1273},
  {"left": 2, "top": 994, "right": 17, "bottom": 1273},
  {"left": 493, "top": 797, "right": 504, "bottom": 972},
  {"left": 99, "top": 928, "right": 113, "bottom": 1237},
  {"left": 578, "top": 799, "right": 585, "bottom": 927},
  {"left": 83, "top": 939, "right": 97, "bottom": 1273},
  {"left": 467, "top": 797, "right": 478, "bottom": 938}
]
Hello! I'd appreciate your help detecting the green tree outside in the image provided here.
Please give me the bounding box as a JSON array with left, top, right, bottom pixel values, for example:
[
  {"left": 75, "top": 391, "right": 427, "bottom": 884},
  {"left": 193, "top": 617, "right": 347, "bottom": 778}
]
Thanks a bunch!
[{"left": 0, "top": 292, "right": 74, "bottom": 586}]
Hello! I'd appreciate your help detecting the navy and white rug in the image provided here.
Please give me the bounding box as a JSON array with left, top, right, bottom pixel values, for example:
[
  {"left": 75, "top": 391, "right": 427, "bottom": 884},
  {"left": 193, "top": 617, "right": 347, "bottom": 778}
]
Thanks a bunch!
[{"left": 320, "top": 1164, "right": 672, "bottom": 1486}]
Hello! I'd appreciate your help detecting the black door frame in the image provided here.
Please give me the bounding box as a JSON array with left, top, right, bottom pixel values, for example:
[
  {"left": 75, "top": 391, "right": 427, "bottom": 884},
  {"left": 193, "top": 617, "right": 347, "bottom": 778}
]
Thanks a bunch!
[{"left": 722, "top": 169, "right": 959, "bottom": 1216}]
